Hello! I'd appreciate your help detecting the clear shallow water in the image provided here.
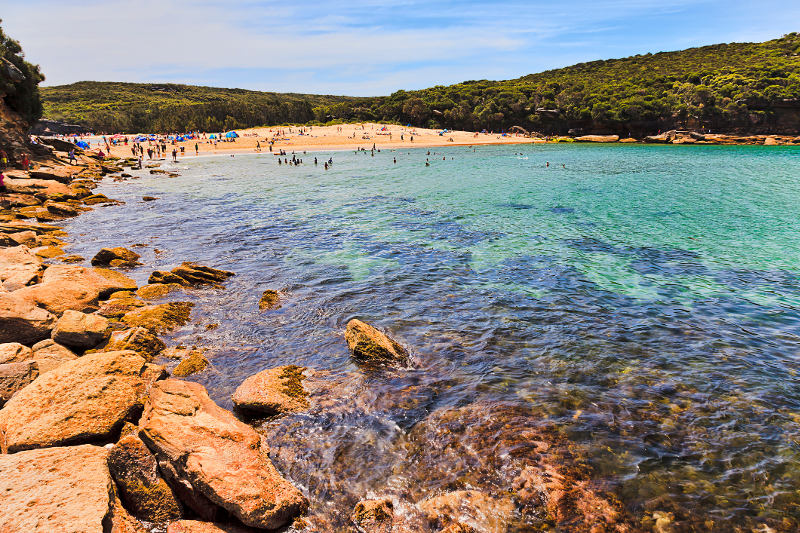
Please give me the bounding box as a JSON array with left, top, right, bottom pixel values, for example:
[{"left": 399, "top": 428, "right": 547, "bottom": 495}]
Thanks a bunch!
[{"left": 64, "top": 144, "right": 800, "bottom": 530}]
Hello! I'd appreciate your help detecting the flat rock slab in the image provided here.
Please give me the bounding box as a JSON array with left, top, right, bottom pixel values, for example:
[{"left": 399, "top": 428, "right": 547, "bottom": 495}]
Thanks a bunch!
[
  {"left": 0, "top": 350, "right": 147, "bottom": 453},
  {"left": 140, "top": 379, "right": 308, "bottom": 529},
  {"left": 13, "top": 265, "right": 137, "bottom": 314},
  {"left": 0, "top": 292, "right": 57, "bottom": 344},
  {"left": 122, "top": 302, "right": 193, "bottom": 334},
  {"left": 0, "top": 444, "right": 113, "bottom": 533}
]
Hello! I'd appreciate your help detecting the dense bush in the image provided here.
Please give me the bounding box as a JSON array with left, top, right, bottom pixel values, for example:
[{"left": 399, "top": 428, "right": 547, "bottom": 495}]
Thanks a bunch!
[
  {"left": 0, "top": 20, "right": 44, "bottom": 124},
  {"left": 41, "top": 34, "right": 800, "bottom": 135}
]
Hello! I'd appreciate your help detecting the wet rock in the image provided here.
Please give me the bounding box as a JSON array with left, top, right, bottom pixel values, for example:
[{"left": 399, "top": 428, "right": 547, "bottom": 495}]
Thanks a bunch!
[
  {"left": 59, "top": 253, "right": 85, "bottom": 263},
  {"left": 0, "top": 445, "right": 113, "bottom": 532},
  {"left": 83, "top": 193, "right": 117, "bottom": 205},
  {"left": 0, "top": 292, "right": 57, "bottom": 344},
  {"left": 32, "top": 244, "right": 65, "bottom": 259},
  {"left": 137, "top": 283, "right": 181, "bottom": 300},
  {"left": 232, "top": 365, "right": 309, "bottom": 416},
  {"left": 109, "top": 491, "right": 150, "bottom": 533},
  {"left": 0, "top": 350, "right": 147, "bottom": 453},
  {"left": 122, "top": 302, "right": 194, "bottom": 334},
  {"left": 105, "top": 327, "right": 166, "bottom": 361},
  {"left": 172, "top": 349, "right": 209, "bottom": 377},
  {"left": 142, "top": 196, "right": 159, "bottom": 202},
  {"left": 171, "top": 262, "right": 235, "bottom": 286},
  {"left": 29, "top": 339, "right": 78, "bottom": 373},
  {"left": 51, "top": 309, "right": 110, "bottom": 349},
  {"left": 418, "top": 490, "right": 515, "bottom": 533},
  {"left": 108, "top": 434, "right": 183, "bottom": 523},
  {"left": 0, "top": 245, "right": 42, "bottom": 290},
  {"left": 258, "top": 289, "right": 280, "bottom": 310},
  {"left": 92, "top": 246, "right": 142, "bottom": 268},
  {"left": 13, "top": 265, "right": 137, "bottom": 314},
  {"left": 0, "top": 361, "right": 38, "bottom": 406},
  {"left": 345, "top": 319, "right": 409, "bottom": 366},
  {"left": 140, "top": 379, "right": 308, "bottom": 529},
  {"left": 352, "top": 498, "right": 395, "bottom": 533},
  {"left": 149, "top": 270, "right": 191, "bottom": 286}
]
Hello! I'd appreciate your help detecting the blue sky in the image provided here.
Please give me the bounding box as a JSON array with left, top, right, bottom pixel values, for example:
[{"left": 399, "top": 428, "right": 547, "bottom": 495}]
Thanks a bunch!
[{"left": 3, "top": 0, "right": 799, "bottom": 96}]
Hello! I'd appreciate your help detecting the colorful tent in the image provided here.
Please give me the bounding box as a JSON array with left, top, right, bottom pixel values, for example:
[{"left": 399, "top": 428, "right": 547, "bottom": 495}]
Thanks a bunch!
[{"left": 225, "top": 131, "right": 239, "bottom": 138}]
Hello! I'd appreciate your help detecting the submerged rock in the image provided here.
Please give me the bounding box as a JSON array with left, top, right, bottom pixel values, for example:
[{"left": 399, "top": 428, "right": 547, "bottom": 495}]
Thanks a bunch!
[
  {"left": 137, "top": 283, "right": 180, "bottom": 300},
  {"left": 0, "top": 350, "right": 147, "bottom": 453},
  {"left": 258, "top": 289, "right": 280, "bottom": 310},
  {"left": 172, "top": 350, "right": 209, "bottom": 377},
  {"left": 139, "top": 379, "right": 308, "bottom": 529},
  {"left": 418, "top": 490, "right": 515, "bottom": 533},
  {"left": 91, "top": 246, "right": 142, "bottom": 268},
  {"left": 345, "top": 319, "right": 409, "bottom": 366},
  {"left": 352, "top": 498, "right": 395, "bottom": 533},
  {"left": 0, "top": 292, "right": 57, "bottom": 344},
  {"left": 108, "top": 434, "right": 183, "bottom": 523},
  {"left": 232, "top": 365, "right": 310, "bottom": 416},
  {"left": 122, "top": 302, "right": 194, "bottom": 334},
  {"left": 0, "top": 445, "right": 113, "bottom": 532},
  {"left": 51, "top": 309, "right": 110, "bottom": 349}
]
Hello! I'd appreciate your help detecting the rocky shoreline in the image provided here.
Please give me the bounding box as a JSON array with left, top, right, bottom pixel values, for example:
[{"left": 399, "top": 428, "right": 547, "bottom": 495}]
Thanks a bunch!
[{"left": 0, "top": 144, "right": 639, "bottom": 532}]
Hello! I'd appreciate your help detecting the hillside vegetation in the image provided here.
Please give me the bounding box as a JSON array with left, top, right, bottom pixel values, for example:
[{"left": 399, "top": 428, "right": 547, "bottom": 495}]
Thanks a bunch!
[
  {"left": 1, "top": 20, "right": 44, "bottom": 124},
  {"left": 41, "top": 34, "right": 800, "bottom": 135}
]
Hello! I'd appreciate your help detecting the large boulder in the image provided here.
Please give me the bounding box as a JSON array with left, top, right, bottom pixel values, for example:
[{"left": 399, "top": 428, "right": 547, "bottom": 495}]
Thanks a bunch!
[
  {"left": 122, "top": 302, "right": 193, "bottom": 334},
  {"left": 0, "top": 350, "right": 147, "bottom": 453},
  {"left": 418, "top": 490, "right": 516, "bottom": 533},
  {"left": 108, "top": 434, "right": 183, "bottom": 523},
  {"left": 0, "top": 342, "right": 32, "bottom": 363},
  {"left": 232, "top": 365, "right": 310, "bottom": 416},
  {"left": 13, "top": 265, "right": 137, "bottom": 314},
  {"left": 92, "top": 246, "right": 142, "bottom": 268},
  {"left": 105, "top": 327, "right": 166, "bottom": 361},
  {"left": 0, "top": 361, "right": 38, "bottom": 406},
  {"left": 140, "top": 379, "right": 308, "bottom": 529},
  {"left": 345, "top": 319, "right": 409, "bottom": 366},
  {"left": 0, "top": 292, "right": 57, "bottom": 344},
  {"left": 574, "top": 134, "right": 620, "bottom": 143},
  {"left": 51, "top": 309, "right": 110, "bottom": 349},
  {"left": 0, "top": 245, "right": 42, "bottom": 290},
  {"left": 0, "top": 445, "right": 113, "bottom": 532}
]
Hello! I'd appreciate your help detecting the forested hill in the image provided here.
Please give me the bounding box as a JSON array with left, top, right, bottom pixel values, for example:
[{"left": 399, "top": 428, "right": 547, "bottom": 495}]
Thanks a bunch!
[{"left": 41, "top": 34, "right": 800, "bottom": 135}]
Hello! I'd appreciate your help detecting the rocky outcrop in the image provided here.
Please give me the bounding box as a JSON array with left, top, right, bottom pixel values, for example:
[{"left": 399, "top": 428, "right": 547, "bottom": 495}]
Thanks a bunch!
[
  {"left": 172, "top": 350, "right": 209, "bottom": 377},
  {"left": 108, "top": 434, "right": 183, "bottom": 523},
  {"left": 345, "top": 319, "right": 409, "bottom": 366},
  {"left": 92, "top": 246, "right": 142, "bottom": 268},
  {"left": 149, "top": 263, "right": 234, "bottom": 287},
  {"left": 0, "top": 291, "right": 57, "bottom": 344},
  {"left": 0, "top": 350, "right": 147, "bottom": 453},
  {"left": 418, "top": 490, "right": 515, "bottom": 533},
  {"left": 0, "top": 444, "right": 113, "bottom": 532},
  {"left": 352, "top": 498, "right": 395, "bottom": 533},
  {"left": 51, "top": 309, "right": 110, "bottom": 349},
  {"left": 105, "top": 327, "right": 166, "bottom": 361},
  {"left": 258, "top": 289, "right": 280, "bottom": 310},
  {"left": 0, "top": 245, "right": 42, "bottom": 290},
  {"left": 137, "top": 283, "right": 180, "bottom": 300},
  {"left": 122, "top": 302, "right": 194, "bottom": 334},
  {"left": 139, "top": 379, "right": 308, "bottom": 529},
  {"left": 13, "top": 265, "right": 137, "bottom": 314},
  {"left": 0, "top": 361, "right": 38, "bottom": 406},
  {"left": 232, "top": 365, "right": 310, "bottom": 416}
]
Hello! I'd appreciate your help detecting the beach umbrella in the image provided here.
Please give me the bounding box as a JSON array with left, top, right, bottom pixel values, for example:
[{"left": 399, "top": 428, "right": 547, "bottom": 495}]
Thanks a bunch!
[{"left": 225, "top": 131, "right": 239, "bottom": 138}]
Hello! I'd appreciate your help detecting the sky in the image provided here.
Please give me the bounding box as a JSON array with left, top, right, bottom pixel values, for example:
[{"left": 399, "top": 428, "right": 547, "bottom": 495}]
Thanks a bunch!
[{"left": 2, "top": 0, "right": 799, "bottom": 96}]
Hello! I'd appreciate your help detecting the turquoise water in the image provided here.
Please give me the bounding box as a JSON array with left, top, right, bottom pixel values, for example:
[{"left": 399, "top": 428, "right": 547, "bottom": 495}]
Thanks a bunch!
[{"left": 65, "top": 144, "right": 800, "bottom": 530}]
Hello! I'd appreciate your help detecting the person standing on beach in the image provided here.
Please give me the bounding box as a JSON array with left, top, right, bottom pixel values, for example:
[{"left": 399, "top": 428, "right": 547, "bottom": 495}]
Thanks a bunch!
[
  {"left": 172, "top": 149, "right": 177, "bottom": 162},
  {"left": 195, "top": 143, "right": 199, "bottom": 156}
]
